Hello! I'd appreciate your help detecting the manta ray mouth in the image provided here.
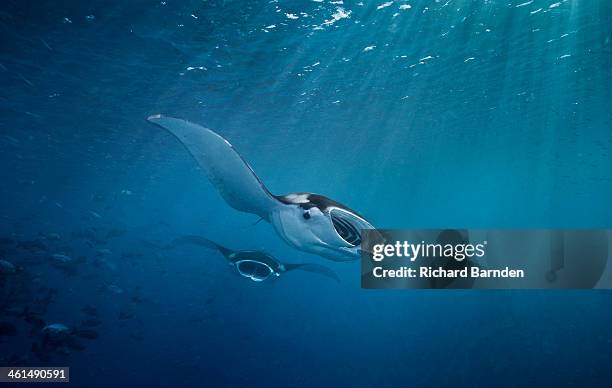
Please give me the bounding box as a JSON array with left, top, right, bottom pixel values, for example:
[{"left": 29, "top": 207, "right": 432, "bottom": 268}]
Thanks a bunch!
[
  {"left": 235, "top": 259, "right": 275, "bottom": 282},
  {"left": 329, "top": 209, "right": 361, "bottom": 247}
]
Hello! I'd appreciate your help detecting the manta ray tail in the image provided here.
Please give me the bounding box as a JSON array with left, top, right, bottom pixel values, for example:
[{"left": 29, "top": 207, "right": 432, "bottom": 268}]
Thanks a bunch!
[{"left": 147, "top": 115, "right": 281, "bottom": 220}]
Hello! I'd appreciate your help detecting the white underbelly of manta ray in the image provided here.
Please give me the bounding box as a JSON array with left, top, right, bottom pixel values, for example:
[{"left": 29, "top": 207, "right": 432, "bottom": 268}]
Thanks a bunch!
[{"left": 148, "top": 114, "right": 375, "bottom": 262}]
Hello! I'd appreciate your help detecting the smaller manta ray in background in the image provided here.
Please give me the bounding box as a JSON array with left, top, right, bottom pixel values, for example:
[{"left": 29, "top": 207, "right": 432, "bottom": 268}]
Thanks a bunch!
[{"left": 167, "top": 235, "right": 340, "bottom": 283}]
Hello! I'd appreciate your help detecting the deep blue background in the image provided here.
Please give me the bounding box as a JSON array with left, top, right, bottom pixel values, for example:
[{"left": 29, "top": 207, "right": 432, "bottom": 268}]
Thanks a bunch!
[{"left": 1, "top": 0, "right": 611, "bottom": 386}]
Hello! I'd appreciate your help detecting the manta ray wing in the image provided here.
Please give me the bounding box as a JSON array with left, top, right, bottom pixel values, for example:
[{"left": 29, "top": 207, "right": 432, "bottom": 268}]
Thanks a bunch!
[
  {"left": 148, "top": 115, "right": 281, "bottom": 220},
  {"left": 284, "top": 263, "right": 341, "bottom": 283}
]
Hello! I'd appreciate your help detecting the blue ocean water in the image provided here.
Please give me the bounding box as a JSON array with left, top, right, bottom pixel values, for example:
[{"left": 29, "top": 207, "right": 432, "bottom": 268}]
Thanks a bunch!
[{"left": 1, "top": 0, "right": 611, "bottom": 386}]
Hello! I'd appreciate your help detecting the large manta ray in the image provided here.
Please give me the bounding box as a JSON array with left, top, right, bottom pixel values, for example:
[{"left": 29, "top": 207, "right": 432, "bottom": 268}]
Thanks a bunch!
[{"left": 148, "top": 115, "right": 375, "bottom": 262}]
